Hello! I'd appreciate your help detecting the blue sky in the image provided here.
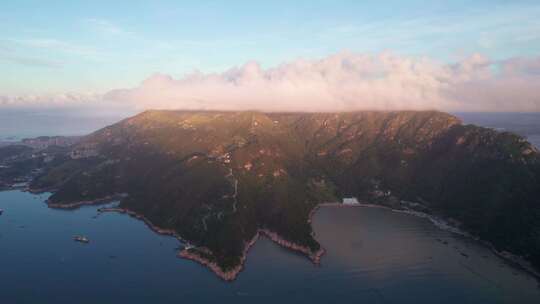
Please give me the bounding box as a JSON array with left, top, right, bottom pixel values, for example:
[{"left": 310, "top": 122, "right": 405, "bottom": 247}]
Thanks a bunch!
[{"left": 1, "top": 0, "right": 540, "bottom": 95}]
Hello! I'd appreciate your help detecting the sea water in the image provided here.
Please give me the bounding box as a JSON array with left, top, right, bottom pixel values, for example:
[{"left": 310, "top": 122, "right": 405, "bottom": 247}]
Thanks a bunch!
[{"left": 1, "top": 190, "right": 539, "bottom": 303}]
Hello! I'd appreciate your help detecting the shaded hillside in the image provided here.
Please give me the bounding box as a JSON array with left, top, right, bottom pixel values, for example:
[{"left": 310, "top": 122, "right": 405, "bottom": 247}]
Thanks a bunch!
[{"left": 30, "top": 110, "right": 540, "bottom": 276}]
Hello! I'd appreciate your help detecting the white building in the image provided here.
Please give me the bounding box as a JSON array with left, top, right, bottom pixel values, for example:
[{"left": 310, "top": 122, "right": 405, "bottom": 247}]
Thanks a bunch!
[{"left": 342, "top": 197, "right": 360, "bottom": 205}]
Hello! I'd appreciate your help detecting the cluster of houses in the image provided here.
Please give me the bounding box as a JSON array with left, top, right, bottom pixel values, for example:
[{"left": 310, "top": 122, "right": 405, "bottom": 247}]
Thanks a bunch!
[
  {"left": 22, "top": 136, "right": 80, "bottom": 150},
  {"left": 70, "top": 144, "right": 99, "bottom": 159}
]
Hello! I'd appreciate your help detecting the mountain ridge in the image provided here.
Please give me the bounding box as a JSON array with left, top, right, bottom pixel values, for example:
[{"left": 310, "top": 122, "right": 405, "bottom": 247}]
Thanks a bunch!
[{"left": 16, "top": 110, "right": 540, "bottom": 280}]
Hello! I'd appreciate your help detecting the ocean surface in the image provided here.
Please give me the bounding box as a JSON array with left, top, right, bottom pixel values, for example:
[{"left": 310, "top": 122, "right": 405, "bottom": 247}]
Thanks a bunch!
[
  {"left": 1, "top": 190, "right": 539, "bottom": 303},
  {"left": 455, "top": 112, "right": 540, "bottom": 148},
  {"left": 0, "top": 109, "right": 130, "bottom": 141},
  {"left": 1, "top": 111, "right": 540, "bottom": 302}
]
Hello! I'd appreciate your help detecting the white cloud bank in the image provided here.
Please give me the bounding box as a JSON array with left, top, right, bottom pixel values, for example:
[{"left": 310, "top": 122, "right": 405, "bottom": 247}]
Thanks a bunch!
[{"left": 3, "top": 52, "right": 540, "bottom": 112}]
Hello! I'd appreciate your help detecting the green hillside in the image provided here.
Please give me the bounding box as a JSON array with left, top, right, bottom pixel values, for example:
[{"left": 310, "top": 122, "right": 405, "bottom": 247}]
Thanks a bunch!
[{"left": 27, "top": 110, "right": 540, "bottom": 274}]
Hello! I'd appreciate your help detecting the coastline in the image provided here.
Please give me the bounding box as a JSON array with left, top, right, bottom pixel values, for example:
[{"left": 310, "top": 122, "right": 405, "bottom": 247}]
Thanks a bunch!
[
  {"left": 178, "top": 233, "right": 261, "bottom": 281},
  {"left": 40, "top": 194, "right": 539, "bottom": 282},
  {"left": 50, "top": 199, "right": 326, "bottom": 282},
  {"left": 97, "top": 207, "right": 188, "bottom": 242},
  {"left": 177, "top": 229, "right": 325, "bottom": 281},
  {"left": 322, "top": 201, "right": 540, "bottom": 280},
  {"left": 46, "top": 194, "right": 127, "bottom": 210}
]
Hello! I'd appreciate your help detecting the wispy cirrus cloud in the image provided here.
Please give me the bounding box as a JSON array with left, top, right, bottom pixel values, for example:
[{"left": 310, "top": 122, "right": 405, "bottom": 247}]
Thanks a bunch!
[
  {"left": 82, "top": 18, "right": 135, "bottom": 38},
  {"left": 319, "top": 3, "right": 540, "bottom": 58},
  {"left": 0, "top": 39, "right": 63, "bottom": 68},
  {"left": 10, "top": 38, "right": 100, "bottom": 58},
  {"left": 0, "top": 55, "right": 63, "bottom": 68}
]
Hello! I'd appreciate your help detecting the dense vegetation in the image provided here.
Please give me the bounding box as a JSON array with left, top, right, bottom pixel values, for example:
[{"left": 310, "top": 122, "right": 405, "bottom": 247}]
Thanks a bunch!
[{"left": 24, "top": 110, "right": 540, "bottom": 272}]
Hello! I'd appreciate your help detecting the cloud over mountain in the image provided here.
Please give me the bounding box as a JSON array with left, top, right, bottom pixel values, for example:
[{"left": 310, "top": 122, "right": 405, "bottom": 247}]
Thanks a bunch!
[
  {"left": 105, "top": 52, "right": 540, "bottom": 112},
  {"left": 4, "top": 52, "right": 540, "bottom": 112}
]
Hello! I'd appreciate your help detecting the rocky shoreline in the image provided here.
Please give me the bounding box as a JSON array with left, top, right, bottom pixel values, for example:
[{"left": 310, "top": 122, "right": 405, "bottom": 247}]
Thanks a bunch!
[
  {"left": 46, "top": 193, "right": 128, "bottom": 210},
  {"left": 97, "top": 207, "right": 187, "bottom": 241},
  {"left": 386, "top": 207, "right": 540, "bottom": 280},
  {"left": 322, "top": 201, "right": 540, "bottom": 280},
  {"left": 40, "top": 195, "right": 540, "bottom": 282},
  {"left": 95, "top": 205, "right": 325, "bottom": 281},
  {"left": 93, "top": 207, "right": 248, "bottom": 281},
  {"left": 178, "top": 233, "right": 260, "bottom": 281},
  {"left": 47, "top": 198, "right": 327, "bottom": 281},
  {"left": 261, "top": 229, "right": 326, "bottom": 264},
  {"left": 178, "top": 228, "right": 325, "bottom": 281}
]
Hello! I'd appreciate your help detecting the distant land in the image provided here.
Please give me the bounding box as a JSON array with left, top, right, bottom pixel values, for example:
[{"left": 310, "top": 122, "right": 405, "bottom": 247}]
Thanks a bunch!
[
  {"left": 0, "top": 109, "right": 131, "bottom": 141},
  {"left": 457, "top": 112, "right": 540, "bottom": 149},
  {"left": 1, "top": 110, "right": 539, "bottom": 280}
]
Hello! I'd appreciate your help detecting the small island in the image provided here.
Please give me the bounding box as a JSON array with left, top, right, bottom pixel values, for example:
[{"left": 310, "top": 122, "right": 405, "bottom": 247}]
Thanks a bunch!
[{"left": 1, "top": 110, "right": 539, "bottom": 280}]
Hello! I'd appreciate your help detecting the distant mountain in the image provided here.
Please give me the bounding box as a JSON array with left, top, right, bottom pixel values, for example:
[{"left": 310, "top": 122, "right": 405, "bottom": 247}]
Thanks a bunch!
[
  {"left": 9, "top": 110, "right": 539, "bottom": 280},
  {"left": 456, "top": 112, "right": 540, "bottom": 149}
]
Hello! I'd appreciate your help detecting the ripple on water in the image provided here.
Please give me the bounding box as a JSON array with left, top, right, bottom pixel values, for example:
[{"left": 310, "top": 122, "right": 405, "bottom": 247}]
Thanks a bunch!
[{"left": 1, "top": 191, "right": 540, "bottom": 304}]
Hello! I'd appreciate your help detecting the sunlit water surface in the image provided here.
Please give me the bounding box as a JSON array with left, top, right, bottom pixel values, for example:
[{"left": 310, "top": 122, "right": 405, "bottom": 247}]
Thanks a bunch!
[{"left": 1, "top": 190, "right": 539, "bottom": 303}]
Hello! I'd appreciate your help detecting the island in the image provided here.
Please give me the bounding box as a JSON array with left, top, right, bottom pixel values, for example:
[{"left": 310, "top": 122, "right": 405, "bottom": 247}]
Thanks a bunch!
[{"left": 1, "top": 110, "right": 539, "bottom": 280}]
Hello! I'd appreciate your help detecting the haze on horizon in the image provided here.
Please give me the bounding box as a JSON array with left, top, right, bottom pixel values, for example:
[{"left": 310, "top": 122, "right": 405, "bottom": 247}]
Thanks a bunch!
[{"left": 1, "top": 0, "right": 540, "bottom": 113}]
